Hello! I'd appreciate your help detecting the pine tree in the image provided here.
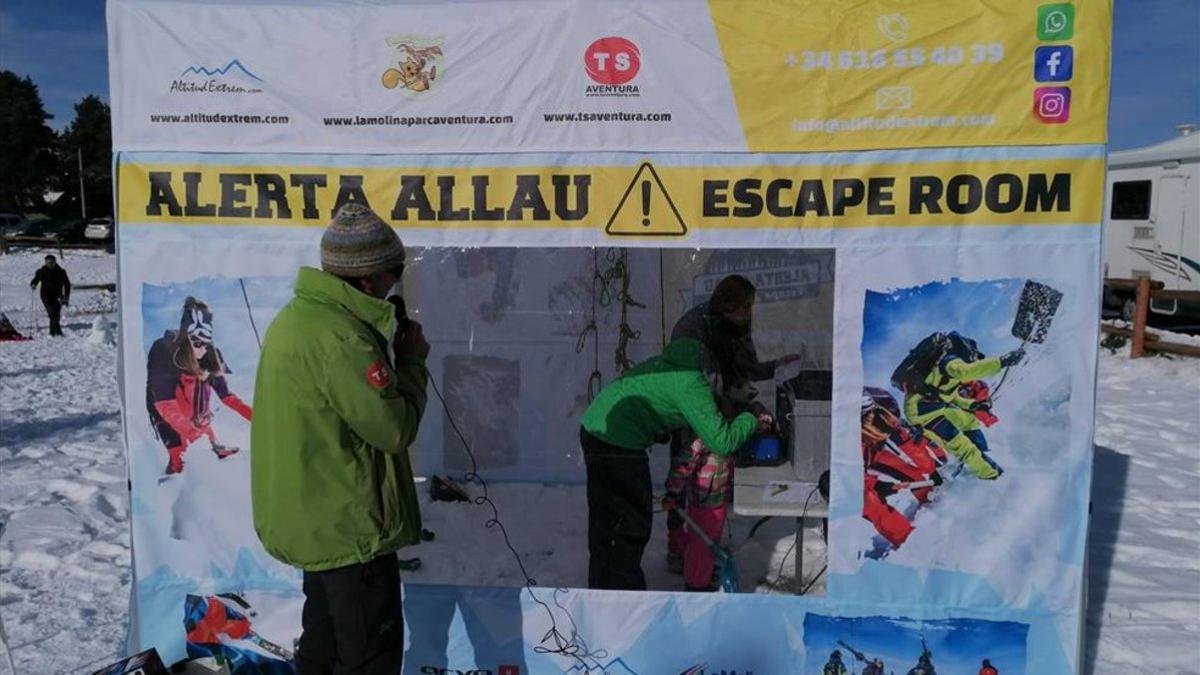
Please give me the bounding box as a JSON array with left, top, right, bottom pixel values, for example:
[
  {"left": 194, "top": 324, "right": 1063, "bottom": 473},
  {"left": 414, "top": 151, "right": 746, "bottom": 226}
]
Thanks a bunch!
[{"left": 0, "top": 71, "right": 58, "bottom": 214}]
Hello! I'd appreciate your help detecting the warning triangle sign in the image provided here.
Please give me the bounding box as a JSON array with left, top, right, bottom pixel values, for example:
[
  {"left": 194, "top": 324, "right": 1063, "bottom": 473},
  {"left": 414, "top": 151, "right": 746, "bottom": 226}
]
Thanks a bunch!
[{"left": 605, "top": 162, "right": 688, "bottom": 237}]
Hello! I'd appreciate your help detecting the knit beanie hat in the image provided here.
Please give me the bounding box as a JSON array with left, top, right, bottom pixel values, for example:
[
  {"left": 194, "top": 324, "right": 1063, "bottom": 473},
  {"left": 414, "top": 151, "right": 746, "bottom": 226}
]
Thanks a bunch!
[{"left": 320, "top": 204, "right": 406, "bottom": 278}]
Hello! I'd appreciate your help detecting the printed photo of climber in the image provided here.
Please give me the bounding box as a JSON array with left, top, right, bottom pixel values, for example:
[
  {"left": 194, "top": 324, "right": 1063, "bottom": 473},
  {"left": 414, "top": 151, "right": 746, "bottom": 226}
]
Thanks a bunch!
[
  {"left": 851, "top": 277, "right": 1069, "bottom": 567},
  {"left": 137, "top": 277, "right": 296, "bottom": 574},
  {"left": 802, "top": 612, "right": 1028, "bottom": 675}
]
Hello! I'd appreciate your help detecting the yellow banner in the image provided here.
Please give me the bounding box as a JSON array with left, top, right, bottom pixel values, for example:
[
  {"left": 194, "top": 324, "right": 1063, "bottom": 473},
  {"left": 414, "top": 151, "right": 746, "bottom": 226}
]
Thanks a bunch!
[
  {"left": 709, "top": 0, "right": 1111, "bottom": 152},
  {"left": 119, "top": 157, "right": 1104, "bottom": 234}
]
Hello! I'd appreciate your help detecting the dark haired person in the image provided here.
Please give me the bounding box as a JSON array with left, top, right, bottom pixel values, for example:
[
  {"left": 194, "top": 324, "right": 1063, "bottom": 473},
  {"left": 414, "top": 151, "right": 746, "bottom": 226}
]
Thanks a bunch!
[
  {"left": 664, "top": 274, "right": 801, "bottom": 573},
  {"left": 252, "top": 203, "right": 429, "bottom": 674},
  {"left": 30, "top": 254, "right": 71, "bottom": 336},
  {"left": 146, "top": 297, "right": 252, "bottom": 476}
]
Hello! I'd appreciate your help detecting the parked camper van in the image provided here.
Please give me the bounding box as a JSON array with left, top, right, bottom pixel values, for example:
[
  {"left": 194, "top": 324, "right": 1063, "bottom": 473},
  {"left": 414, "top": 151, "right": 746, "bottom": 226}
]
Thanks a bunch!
[{"left": 1103, "top": 125, "right": 1200, "bottom": 325}]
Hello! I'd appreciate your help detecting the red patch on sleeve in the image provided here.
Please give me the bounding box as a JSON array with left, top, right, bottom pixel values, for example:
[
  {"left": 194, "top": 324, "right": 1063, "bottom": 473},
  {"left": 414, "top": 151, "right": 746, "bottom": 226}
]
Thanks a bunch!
[{"left": 366, "top": 360, "right": 391, "bottom": 389}]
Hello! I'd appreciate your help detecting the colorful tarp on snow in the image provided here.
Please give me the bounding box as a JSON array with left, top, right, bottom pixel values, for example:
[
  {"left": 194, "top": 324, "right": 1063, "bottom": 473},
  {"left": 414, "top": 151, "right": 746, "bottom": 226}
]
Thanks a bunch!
[{"left": 108, "top": 0, "right": 1111, "bottom": 672}]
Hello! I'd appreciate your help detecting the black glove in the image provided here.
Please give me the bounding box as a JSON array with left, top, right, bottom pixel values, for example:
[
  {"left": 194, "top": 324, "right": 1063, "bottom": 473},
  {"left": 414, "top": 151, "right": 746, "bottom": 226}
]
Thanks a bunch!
[
  {"left": 999, "top": 348, "right": 1025, "bottom": 368},
  {"left": 930, "top": 470, "right": 944, "bottom": 486}
]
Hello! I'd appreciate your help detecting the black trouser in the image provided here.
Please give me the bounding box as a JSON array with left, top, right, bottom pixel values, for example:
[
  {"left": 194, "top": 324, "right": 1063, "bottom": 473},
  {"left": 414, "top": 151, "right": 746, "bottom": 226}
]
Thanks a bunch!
[
  {"left": 581, "top": 427, "right": 652, "bottom": 591},
  {"left": 41, "top": 296, "right": 62, "bottom": 336},
  {"left": 296, "top": 553, "right": 404, "bottom": 675}
]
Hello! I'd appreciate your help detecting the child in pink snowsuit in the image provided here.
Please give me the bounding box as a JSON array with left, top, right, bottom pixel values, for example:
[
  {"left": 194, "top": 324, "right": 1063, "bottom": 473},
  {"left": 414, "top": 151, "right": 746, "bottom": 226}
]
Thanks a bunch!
[{"left": 666, "top": 435, "right": 737, "bottom": 591}]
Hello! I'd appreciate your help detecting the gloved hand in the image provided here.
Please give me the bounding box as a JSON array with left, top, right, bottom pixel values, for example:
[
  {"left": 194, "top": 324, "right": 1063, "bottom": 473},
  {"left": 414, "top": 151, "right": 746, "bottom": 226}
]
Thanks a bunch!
[
  {"left": 969, "top": 399, "right": 992, "bottom": 413},
  {"left": 999, "top": 348, "right": 1026, "bottom": 368}
]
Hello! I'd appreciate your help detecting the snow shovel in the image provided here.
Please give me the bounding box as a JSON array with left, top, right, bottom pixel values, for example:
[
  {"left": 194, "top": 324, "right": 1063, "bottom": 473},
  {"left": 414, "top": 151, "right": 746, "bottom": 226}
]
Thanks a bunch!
[
  {"left": 993, "top": 280, "right": 1064, "bottom": 400},
  {"left": 666, "top": 501, "right": 740, "bottom": 593},
  {"left": 1011, "top": 280, "right": 1063, "bottom": 344}
]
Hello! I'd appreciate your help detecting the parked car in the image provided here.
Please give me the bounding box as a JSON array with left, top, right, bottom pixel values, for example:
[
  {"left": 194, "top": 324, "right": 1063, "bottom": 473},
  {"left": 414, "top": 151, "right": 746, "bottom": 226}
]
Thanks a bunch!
[
  {"left": 84, "top": 217, "right": 115, "bottom": 242},
  {"left": 16, "top": 218, "right": 88, "bottom": 242},
  {"left": 0, "top": 213, "right": 24, "bottom": 235}
]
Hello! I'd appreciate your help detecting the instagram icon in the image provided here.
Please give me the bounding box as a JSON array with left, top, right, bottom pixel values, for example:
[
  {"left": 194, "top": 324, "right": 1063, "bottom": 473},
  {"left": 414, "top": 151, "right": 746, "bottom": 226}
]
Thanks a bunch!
[{"left": 1034, "top": 86, "right": 1071, "bottom": 123}]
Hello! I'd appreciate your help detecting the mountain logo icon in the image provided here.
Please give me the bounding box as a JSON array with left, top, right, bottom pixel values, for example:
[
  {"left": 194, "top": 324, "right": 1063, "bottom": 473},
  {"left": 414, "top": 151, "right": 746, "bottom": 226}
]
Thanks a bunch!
[
  {"left": 562, "top": 657, "right": 640, "bottom": 674},
  {"left": 180, "top": 59, "right": 263, "bottom": 82}
]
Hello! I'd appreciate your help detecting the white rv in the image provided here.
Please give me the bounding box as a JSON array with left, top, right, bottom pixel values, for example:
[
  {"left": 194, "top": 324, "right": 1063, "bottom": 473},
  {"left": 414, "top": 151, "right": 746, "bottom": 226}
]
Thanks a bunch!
[{"left": 1103, "top": 125, "right": 1200, "bottom": 323}]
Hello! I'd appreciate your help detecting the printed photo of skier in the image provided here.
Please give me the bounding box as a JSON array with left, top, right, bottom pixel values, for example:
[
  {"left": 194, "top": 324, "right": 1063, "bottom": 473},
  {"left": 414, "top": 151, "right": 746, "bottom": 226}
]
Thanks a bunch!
[
  {"left": 183, "top": 593, "right": 293, "bottom": 673},
  {"left": 803, "top": 612, "right": 1028, "bottom": 675},
  {"left": 137, "top": 277, "right": 295, "bottom": 562},
  {"left": 146, "top": 297, "right": 253, "bottom": 480},
  {"left": 853, "top": 278, "right": 1066, "bottom": 562}
]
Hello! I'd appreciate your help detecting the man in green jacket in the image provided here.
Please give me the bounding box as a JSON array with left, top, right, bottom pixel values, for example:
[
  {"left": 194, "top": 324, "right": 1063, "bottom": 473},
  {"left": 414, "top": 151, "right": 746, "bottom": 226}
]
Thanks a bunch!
[
  {"left": 251, "top": 203, "right": 429, "bottom": 674},
  {"left": 579, "top": 337, "right": 769, "bottom": 590}
]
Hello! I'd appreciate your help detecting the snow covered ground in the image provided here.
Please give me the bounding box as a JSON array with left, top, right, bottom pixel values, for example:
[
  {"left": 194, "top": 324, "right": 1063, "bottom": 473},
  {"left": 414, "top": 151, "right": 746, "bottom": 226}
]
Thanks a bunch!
[{"left": 0, "top": 250, "right": 1197, "bottom": 674}]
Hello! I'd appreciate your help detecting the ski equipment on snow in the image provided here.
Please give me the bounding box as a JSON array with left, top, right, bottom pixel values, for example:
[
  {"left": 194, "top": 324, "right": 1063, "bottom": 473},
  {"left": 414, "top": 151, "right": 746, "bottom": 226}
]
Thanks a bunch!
[{"left": 665, "top": 499, "right": 739, "bottom": 593}]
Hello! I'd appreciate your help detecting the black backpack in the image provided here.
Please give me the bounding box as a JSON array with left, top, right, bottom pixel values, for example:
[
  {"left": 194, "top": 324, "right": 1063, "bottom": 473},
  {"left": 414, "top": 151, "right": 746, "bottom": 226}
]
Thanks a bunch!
[{"left": 890, "top": 332, "right": 982, "bottom": 396}]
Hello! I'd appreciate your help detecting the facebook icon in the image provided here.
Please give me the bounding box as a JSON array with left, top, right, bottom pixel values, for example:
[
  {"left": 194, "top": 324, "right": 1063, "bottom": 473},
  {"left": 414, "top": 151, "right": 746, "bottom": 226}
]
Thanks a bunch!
[{"left": 1034, "top": 46, "right": 1074, "bottom": 82}]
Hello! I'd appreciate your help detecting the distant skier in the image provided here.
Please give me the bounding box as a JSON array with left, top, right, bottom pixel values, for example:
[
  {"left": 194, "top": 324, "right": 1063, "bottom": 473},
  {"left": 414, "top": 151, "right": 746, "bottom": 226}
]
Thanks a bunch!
[
  {"left": 906, "top": 652, "right": 936, "bottom": 675},
  {"left": 979, "top": 658, "right": 998, "bottom": 675},
  {"left": 861, "top": 387, "right": 948, "bottom": 550},
  {"left": 146, "top": 297, "right": 252, "bottom": 476},
  {"left": 823, "top": 649, "right": 848, "bottom": 675},
  {"left": 29, "top": 254, "right": 71, "bottom": 336},
  {"left": 891, "top": 331, "right": 1024, "bottom": 480},
  {"left": 863, "top": 658, "right": 886, "bottom": 675}
]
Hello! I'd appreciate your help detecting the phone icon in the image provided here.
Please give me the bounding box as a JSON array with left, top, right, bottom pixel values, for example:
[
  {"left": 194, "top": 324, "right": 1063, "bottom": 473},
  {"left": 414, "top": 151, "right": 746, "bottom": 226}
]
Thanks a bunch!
[
  {"left": 877, "top": 13, "right": 909, "bottom": 43},
  {"left": 1038, "top": 3, "right": 1075, "bottom": 41}
]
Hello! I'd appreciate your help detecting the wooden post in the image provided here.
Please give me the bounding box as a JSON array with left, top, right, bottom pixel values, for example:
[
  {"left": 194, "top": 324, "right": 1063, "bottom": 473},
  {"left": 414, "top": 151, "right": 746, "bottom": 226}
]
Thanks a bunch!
[{"left": 1131, "top": 276, "right": 1151, "bottom": 358}]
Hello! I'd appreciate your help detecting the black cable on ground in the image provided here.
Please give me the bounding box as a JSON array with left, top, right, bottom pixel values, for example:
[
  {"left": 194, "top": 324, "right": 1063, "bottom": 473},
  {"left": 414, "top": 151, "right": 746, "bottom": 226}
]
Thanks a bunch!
[
  {"left": 766, "top": 484, "right": 820, "bottom": 594},
  {"left": 426, "top": 370, "right": 608, "bottom": 670}
]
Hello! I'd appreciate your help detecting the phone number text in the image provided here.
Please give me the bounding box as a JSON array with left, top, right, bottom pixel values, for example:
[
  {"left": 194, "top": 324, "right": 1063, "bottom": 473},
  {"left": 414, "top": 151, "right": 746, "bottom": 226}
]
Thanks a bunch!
[{"left": 788, "top": 45, "right": 1005, "bottom": 70}]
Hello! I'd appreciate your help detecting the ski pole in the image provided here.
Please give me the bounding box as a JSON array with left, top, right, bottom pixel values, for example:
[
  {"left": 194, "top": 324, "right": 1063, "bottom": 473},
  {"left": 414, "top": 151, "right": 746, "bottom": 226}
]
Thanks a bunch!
[
  {"left": 990, "top": 337, "right": 1028, "bottom": 401},
  {"left": 30, "top": 287, "right": 38, "bottom": 336},
  {"left": 894, "top": 479, "right": 937, "bottom": 492}
]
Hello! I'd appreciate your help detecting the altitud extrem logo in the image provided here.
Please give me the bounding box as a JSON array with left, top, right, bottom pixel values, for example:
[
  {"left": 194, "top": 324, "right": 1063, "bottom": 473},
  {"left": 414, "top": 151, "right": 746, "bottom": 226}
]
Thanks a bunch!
[
  {"left": 584, "top": 36, "right": 641, "bottom": 97},
  {"left": 170, "top": 58, "right": 264, "bottom": 94},
  {"left": 382, "top": 36, "right": 445, "bottom": 93}
]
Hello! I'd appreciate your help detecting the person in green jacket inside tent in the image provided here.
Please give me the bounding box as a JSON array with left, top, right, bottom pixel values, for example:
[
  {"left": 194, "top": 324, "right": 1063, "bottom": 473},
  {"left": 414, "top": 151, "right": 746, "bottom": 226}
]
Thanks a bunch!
[
  {"left": 579, "top": 337, "right": 771, "bottom": 590},
  {"left": 251, "top": 203, "right": 429, "bottom": 674}
]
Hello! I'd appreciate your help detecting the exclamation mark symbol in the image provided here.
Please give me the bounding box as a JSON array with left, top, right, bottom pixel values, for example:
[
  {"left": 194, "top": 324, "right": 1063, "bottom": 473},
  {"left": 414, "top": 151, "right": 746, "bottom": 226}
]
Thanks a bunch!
[{"left": 641, "top": 180, "right": 651, "bottom": 227}]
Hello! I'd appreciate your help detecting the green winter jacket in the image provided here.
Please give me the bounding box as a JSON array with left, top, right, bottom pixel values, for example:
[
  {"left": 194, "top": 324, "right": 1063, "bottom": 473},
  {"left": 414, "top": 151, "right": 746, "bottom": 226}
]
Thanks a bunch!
[
  {"left": 251, "top": 267, "right": 427, "bottom": 572},
  {"left": 581, "top": 338, "right": 757, "bottom": 456}
]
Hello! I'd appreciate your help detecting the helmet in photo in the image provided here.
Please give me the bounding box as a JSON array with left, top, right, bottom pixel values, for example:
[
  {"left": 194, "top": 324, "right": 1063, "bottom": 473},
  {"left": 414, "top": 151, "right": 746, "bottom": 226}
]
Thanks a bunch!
[{"left": 180, "top": 297, "right": 214, "bottom": 345}]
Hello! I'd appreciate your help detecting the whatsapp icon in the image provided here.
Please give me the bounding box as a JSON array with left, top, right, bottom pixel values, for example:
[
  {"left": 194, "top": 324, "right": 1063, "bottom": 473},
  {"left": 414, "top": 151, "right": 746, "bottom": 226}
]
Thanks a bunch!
[{"left": 1038, "top": 3, "right": 1075, "bottom": 41}]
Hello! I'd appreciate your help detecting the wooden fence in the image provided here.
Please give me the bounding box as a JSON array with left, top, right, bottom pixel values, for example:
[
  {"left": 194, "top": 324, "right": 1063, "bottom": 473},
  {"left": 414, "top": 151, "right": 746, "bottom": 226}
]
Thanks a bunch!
[{"left": 1101, "top": 277, "right": 1200, "bottom": 358}]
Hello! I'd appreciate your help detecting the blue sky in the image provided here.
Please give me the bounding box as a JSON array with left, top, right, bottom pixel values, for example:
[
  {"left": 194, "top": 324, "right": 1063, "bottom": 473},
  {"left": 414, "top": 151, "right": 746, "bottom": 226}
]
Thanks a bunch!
[{"left": 0, "top": 0, "right": 1197, "bottom": 149}]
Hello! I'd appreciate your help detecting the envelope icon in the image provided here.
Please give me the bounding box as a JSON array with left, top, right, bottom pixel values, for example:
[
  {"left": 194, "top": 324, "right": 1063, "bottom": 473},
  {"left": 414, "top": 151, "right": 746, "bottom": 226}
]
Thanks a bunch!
[{"left": 875, "top": 85, "right": 913, "bottom": 110}]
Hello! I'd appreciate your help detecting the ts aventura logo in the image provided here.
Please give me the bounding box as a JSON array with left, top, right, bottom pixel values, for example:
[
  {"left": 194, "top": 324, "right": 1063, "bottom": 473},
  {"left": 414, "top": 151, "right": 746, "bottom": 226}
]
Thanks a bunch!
[
  {"left": 382, "top": 36, "right": 445, "bottom": 93},
  {"left": 584, "top": 36, "right": 641, "bottom": 97},
  {"left": 170, "top": 58, "right": 264, "bottom": 94}
]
